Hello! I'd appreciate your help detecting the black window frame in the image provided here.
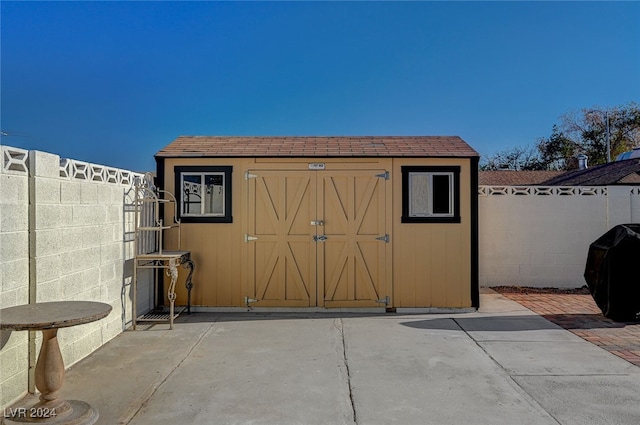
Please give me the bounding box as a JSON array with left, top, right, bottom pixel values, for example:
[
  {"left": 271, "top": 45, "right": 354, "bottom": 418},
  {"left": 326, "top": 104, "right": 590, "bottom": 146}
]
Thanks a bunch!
[
  {"left": 401, "top": 165, "right": 461, "bottom": 223},
  {"left": 175, "top": 166, "right": 233, "bottom": 223}
]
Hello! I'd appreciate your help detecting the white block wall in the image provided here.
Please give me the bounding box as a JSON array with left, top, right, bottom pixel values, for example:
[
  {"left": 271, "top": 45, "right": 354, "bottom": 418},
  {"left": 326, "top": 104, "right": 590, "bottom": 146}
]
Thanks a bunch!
[
  {"left": 0, "top": 146, "right": 30, "bottom": 409},
  {"left": 633, "top": 189, "right": 640, "bottom": 221},
  {"left": 479, "top": 185, "right": 640, "bottom": 288},
  {"left": 1, "top": 146, "right": 151, "bottom": 409}
]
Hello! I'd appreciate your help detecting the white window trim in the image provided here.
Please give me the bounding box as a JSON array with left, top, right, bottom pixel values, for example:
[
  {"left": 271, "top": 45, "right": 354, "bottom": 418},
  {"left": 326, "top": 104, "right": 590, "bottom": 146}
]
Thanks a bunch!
[
  {"left": 180, "top": 172, "right": 226, "bottom": 217},
  {"left": 408, "top": 171, "right": 454, "bottom": 218}
]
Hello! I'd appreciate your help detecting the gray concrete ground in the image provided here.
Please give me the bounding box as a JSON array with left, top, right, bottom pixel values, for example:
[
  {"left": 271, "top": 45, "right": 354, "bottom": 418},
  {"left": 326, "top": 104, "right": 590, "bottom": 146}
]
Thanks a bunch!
[{"left": 8, "top": 290, "right": 640, "bottom": 425}]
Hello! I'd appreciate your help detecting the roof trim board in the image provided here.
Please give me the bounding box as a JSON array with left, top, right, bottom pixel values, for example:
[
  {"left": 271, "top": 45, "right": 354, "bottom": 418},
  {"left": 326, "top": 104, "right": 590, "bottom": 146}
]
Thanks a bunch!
[{"left": 156, "top": 136, "right": 479, "bottom": 158}]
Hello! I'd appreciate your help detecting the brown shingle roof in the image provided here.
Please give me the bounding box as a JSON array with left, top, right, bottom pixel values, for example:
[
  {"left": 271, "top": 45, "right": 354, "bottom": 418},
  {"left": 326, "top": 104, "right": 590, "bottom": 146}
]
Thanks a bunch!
[
  {"left": 156, "top": 136, "right": 479, "bottom": 158},
  {"left": 480, "top": 160, "right": 640, "bottom": 186},
  {"left": 479, "top": 170, "right": 565, "bottom": 186},
  {"left": 540, "top": 159, "right": 640, "bottom": 186}
]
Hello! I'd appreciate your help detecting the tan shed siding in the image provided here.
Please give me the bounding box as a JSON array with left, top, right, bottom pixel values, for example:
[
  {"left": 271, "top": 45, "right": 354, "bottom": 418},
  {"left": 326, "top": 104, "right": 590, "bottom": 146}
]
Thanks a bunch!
[
  {"left": 392, "top": 158, "right": 473, "bottom": 308},
  {"left": 162, "top": 157, "right": 250, "bottom": 307},
  {"left": 160, "top": 155, "right": 473, "bottom": 308}
]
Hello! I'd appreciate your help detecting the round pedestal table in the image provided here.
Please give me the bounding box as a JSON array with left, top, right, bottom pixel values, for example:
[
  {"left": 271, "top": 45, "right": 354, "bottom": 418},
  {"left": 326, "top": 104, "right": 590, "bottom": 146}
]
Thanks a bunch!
[{"left": 1, "top": 301, "right": 112, "bottom": 425}]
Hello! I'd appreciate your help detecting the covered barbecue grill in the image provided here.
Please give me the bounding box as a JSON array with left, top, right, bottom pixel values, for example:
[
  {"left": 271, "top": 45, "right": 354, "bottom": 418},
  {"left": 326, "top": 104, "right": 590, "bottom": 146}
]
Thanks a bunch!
[{"left": 584, "top": 224, "right": 640, "bottom": 322}]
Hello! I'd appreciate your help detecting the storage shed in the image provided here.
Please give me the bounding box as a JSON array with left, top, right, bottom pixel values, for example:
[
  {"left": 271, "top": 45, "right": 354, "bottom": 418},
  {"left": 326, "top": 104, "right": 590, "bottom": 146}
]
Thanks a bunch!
[{"left": 155, "top": 136, "right": 479, "bottom": 310}]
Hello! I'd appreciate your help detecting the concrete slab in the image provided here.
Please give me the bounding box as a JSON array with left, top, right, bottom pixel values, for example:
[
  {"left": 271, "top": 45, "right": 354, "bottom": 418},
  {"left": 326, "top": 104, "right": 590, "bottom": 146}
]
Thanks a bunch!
[
  {"left": 513, "top": 375, "right": 640, "bottom": 425},
  {"left": 127, "top": 316, "right": 354, "bottom": 425},
  {"left": 64, "top": 322, "right": 215, "bottom": 425},
  {"left": 456, "top": 315, "right": 586, "bottom": 342},
  {"left": 477, "top": 340, "right": 638, "bottom": 376},
  {"left": 477, "top": 289, "right": 535, "bottom": 316},
  {"left": 5, "top": 292, "right": 640, "bottom": 425},
  {"left": 344, "top": 315, "right": 557, "bottom": 425}
]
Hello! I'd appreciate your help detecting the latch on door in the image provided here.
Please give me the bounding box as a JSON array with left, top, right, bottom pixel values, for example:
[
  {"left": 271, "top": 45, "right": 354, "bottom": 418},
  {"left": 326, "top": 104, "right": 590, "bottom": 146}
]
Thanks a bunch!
[
  {"left": 313, "top": 235, "right": 328, "bottom": 242},
  {"left": 310, "top": 220, "right": 324, "bottom": 226}
]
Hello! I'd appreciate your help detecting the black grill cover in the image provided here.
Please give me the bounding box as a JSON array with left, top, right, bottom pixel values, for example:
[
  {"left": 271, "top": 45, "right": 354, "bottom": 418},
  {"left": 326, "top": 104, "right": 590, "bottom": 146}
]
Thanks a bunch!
[{"left": 584, "top": 224, "right": 640, "bottom": 322}]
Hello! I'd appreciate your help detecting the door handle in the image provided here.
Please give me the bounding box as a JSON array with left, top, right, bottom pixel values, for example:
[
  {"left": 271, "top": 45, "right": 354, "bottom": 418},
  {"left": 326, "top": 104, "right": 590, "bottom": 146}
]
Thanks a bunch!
[
  {"left": 311, "top": 220, "right": 324, "bottom": 226},
  {"left": 313, "top": 235, "right": 328, "bottom": 242}
]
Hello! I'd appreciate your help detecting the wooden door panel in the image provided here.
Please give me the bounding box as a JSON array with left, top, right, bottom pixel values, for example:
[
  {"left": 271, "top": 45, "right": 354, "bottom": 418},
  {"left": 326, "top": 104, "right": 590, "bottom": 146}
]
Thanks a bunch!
[
  {"left": 322, "top": 239, "right": 349, "bottom": 302},
  {"left": 248, "top": 171, "right": 316, "bottom": 306},
  {"left": 320, "top": 171, "right": 387, "bottom": 307},
  {"left": 248, "top": 169, "right": 388, "bottom": 308}
]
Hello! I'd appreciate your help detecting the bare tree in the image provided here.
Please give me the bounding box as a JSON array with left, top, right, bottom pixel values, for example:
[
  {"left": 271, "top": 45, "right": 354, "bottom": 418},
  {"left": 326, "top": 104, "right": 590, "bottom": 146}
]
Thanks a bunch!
[
  {"left": 480, "top": 145, "right": 545, "bottom": 171},
  {"left": 481, "top": 103, "right": 640, "bottom": 171}
]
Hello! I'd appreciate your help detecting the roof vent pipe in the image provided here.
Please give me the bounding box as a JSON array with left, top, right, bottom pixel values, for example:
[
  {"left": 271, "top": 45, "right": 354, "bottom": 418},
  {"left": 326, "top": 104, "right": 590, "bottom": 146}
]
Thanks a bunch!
[{"left": 577, "top": 154, "right": 588, "bottom": 170}]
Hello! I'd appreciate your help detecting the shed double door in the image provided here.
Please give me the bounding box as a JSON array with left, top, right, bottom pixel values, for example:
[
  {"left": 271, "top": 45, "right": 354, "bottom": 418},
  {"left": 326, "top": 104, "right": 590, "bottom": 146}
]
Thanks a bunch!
[{"left": 247, "top": 169, "right": 388, "bottom": 307}]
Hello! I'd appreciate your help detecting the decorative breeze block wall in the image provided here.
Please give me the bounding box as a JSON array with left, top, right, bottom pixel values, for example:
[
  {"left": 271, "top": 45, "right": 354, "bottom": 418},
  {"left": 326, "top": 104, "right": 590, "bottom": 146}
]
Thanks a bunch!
[
  {"left": 479, "top": 185, "right": 640, "bottom": 288},
  {"left": 0, "top": 145, "right": 147, "bottom": 409}
]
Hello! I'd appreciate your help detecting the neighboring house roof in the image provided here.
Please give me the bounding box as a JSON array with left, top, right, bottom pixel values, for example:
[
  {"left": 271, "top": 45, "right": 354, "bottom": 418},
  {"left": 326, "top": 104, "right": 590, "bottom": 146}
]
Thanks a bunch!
[
  {"left": 479, "top": 170, "right": 565, "bottom": 186},
  {"left": 615, "top": 148, "right": 640, "bottom": 161},
  {"left": 156, "top": 136, "right": 479, "bottom": 158},
  {"left": 540, "top": 159, "right": 640, "bottom": 186}
]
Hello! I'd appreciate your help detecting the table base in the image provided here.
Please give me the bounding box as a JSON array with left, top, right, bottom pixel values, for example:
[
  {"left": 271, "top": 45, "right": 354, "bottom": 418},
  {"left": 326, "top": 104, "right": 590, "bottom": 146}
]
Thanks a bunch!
[{"left": 3, "top": 400, "right": 97, "bottom": 425}]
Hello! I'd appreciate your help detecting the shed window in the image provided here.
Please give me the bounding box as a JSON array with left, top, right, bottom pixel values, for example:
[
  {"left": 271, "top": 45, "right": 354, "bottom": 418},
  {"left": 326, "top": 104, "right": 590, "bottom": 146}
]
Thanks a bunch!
[
  {"left": 402, "top": 166, "right": 460, "bottom": 223},
  {"left": 175, "top": 166, "right": 232, "bottom": 223}
]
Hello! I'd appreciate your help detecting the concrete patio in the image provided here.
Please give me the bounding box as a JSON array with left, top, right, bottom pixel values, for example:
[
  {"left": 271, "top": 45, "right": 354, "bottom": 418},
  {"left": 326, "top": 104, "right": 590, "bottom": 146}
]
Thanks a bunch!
[
  {"left": 5, "top": 289, "right": 640, "bottom": 425},
  {"left": 4, "top": 145, "right": 640, "bottom": 423}
]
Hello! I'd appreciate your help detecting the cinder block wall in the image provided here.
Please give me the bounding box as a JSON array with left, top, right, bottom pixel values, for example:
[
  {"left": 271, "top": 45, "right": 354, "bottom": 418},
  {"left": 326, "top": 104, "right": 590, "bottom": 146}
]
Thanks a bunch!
[
  {"left": 633, "top": 189, "right": 640, "bottom": 220},
  {"left": 479, "top": 186, "right": 640, "bottom": 288},
  {"left": 0, "top": 146, "right": 151, "bottom": 409},
  {"left": 0, "top": 146, "right": 30, "bottom": 409}
]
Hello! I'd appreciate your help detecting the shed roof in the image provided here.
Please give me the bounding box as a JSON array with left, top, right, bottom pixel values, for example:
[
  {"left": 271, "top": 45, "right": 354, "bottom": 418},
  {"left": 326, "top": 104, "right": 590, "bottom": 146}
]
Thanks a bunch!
[{"left": 156, "top": 136, "right": 479, "bottom": 158}]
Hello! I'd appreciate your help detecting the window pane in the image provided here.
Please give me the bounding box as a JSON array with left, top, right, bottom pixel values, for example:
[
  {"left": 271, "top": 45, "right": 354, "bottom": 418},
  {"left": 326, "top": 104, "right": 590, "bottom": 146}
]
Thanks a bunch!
[
  {"left": 409, "top": 173, "right": 430, "bottom": 216},
  {"left": 432, "top": 174, "right": 451, "bottom": 214},
  {"left": 176, "top": 166, "right": 232, "bottom": 223},
  {"left": 401, "top": 166, "right": 459, "bottom": 224},
  {"left": 182, "top": 175, "right": 202, "bottom": 215},
  {"left": 204, "top": 174, "right": 224, "bottom": 215}
]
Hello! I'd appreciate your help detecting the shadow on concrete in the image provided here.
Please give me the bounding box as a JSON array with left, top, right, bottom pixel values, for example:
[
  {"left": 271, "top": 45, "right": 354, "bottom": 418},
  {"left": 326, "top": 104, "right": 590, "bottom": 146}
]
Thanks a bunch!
[
  {"left": 541, "top": 313, "right": 629, "bottom": 329},
  {"left": 401, "top": 316, "right": 557, "bottom": 332},
  {"left": 400, "top": 314, "right": 626, "bottom": 332},
  {"left": 125, "top": 311, "right": 631, "bottom": 333},
  {"left": 124, "top": 311, "right": 395, "bottom": 329},
  {"left": 0, "top": 330, "right": 11, "bottom": 349},
  {"left": 187, "top": 311, "right": 389, "bottom": 322}
]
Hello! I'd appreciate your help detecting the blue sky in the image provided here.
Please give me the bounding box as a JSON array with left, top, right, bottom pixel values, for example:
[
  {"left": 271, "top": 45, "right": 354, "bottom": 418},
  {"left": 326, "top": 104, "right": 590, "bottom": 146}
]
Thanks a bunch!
[{"left": 1, "top": 1, "right": 639, "bottom": 172}]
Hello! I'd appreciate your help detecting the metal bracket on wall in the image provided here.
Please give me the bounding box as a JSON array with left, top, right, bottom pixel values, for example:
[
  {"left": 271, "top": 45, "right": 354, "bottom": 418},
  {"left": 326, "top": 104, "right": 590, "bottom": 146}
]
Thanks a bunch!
[
  {"left": 244, "top": 296, "right": 259, "bottom": 307},
  {"left": 376, "top": 296, "right": 390, "bottom": 306}
]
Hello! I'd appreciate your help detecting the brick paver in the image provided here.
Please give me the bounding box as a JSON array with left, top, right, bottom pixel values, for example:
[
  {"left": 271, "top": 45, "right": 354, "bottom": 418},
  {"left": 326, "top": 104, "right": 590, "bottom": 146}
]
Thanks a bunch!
[{"left": 493, "top": 289, "right": 640, "bottom": 367}]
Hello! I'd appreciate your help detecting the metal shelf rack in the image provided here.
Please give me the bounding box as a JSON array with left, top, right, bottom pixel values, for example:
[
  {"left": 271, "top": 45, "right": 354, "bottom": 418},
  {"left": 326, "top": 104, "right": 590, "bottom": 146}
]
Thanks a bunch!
[{"left": 132, "top": 173, "right": 194, "bottom": 330}]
